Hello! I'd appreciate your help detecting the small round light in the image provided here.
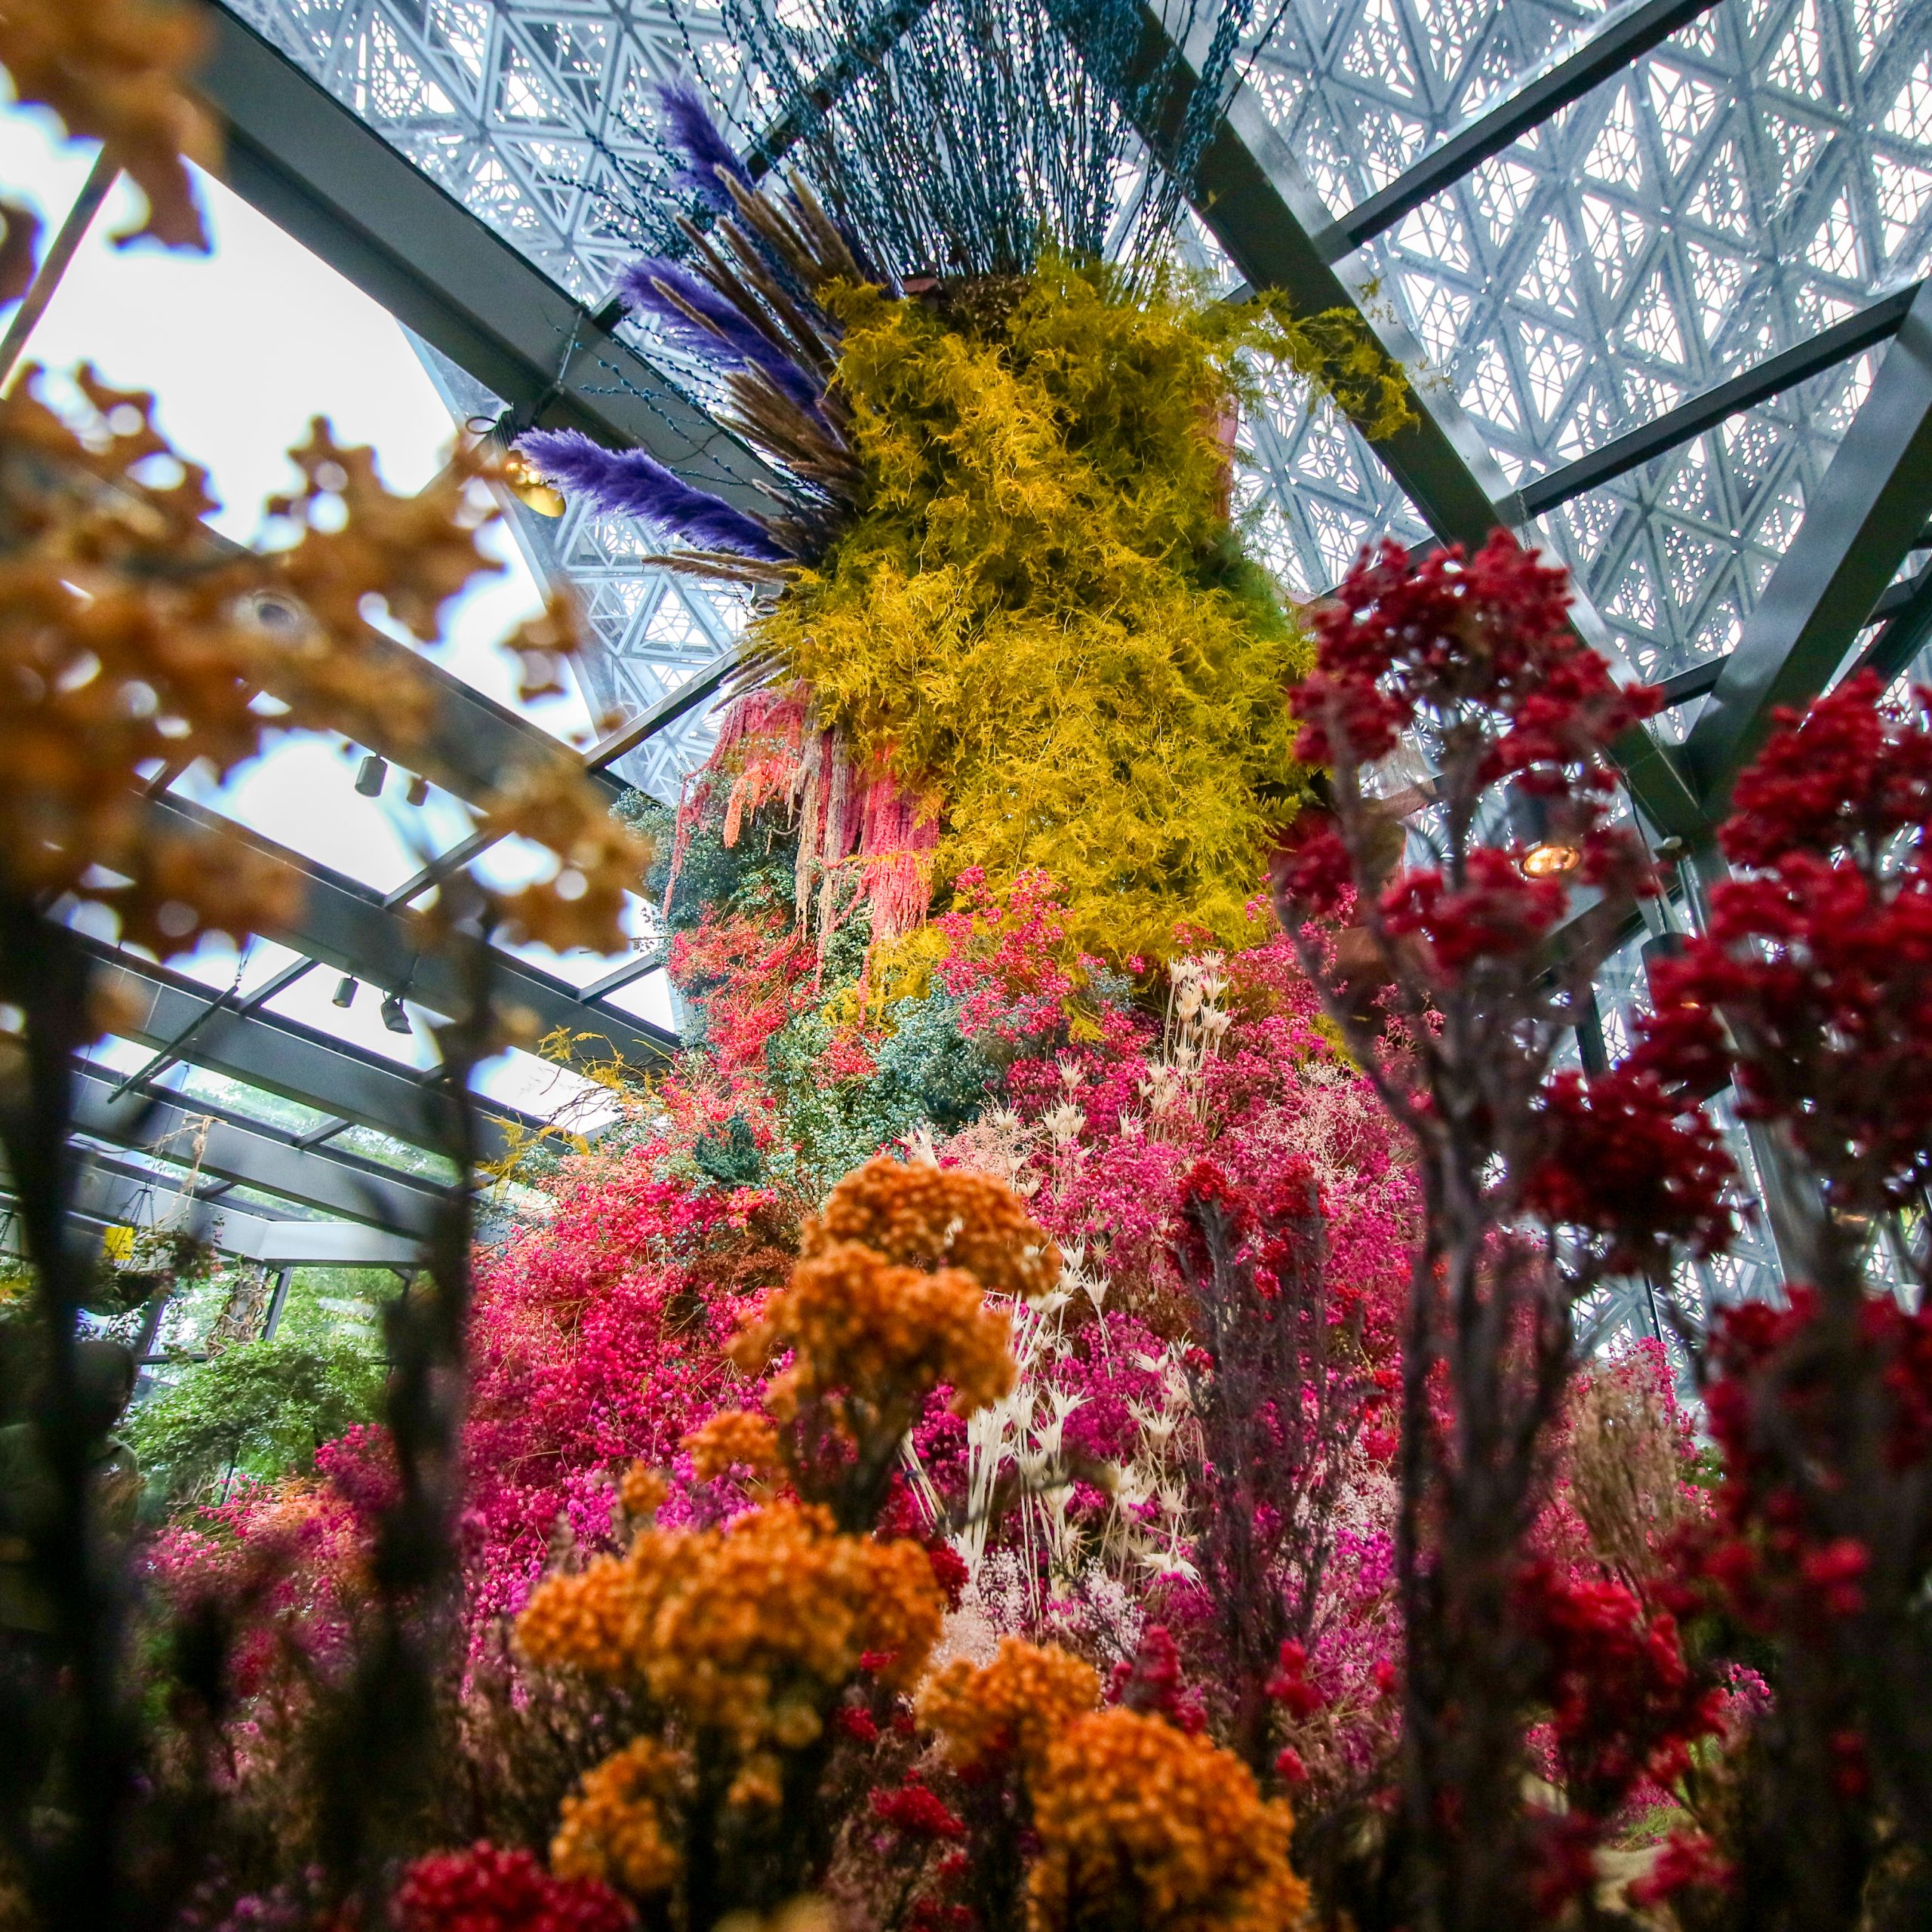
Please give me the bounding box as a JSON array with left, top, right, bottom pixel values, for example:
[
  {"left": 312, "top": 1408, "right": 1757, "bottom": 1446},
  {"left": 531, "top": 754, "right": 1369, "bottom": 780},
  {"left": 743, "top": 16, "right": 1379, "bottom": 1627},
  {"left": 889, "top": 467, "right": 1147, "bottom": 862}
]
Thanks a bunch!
[
  {"left": 1521, "top": 840, "right": 1582, "bottom": 879},
  {"left": 502, "top": 448, "right": 565, "bottom": 518}
]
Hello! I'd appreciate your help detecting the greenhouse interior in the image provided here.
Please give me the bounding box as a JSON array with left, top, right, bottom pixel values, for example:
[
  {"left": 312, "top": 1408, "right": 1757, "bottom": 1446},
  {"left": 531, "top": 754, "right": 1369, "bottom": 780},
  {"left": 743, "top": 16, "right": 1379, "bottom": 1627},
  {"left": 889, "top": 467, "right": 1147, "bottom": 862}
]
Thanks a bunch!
[{"left": 3, "top": 0, "right": 1932, "bottom": 1927}]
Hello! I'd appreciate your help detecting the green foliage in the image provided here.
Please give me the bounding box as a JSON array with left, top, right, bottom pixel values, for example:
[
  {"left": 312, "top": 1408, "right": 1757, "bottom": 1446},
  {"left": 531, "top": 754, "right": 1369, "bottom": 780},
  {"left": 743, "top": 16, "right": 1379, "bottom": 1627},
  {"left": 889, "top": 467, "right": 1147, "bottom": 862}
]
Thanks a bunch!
[
  {"left": 127, "top": 1334, "right": 384, "bottom": 1512},
  {"left": 623, "top": 792, "right": 798, "bottom": 934},
  {"left": 764, "top": 987, "right": 994, "bottom": 1191},
  {"left": 692, "top": 1114, "right": 765, "bottom": 1186},
  {"left": 758, "top": 256, "right": 1358, "bottom": 963}
]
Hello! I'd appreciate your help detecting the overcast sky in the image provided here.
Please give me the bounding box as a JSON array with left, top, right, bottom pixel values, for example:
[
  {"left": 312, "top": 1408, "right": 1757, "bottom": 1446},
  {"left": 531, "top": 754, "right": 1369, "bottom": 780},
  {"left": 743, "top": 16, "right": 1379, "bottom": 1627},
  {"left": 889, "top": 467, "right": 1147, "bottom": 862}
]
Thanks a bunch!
[{"left": 1, "top": 96, "right": 665, "bottom": 1116}]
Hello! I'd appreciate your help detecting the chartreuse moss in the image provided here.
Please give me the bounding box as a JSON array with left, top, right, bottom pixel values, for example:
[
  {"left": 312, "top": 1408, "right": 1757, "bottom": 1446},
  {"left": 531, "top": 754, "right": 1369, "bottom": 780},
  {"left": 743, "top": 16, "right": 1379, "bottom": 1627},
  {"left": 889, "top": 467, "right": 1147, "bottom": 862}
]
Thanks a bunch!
[{"left": 755, "top": 256, "right": 1395, "bottom": 963}]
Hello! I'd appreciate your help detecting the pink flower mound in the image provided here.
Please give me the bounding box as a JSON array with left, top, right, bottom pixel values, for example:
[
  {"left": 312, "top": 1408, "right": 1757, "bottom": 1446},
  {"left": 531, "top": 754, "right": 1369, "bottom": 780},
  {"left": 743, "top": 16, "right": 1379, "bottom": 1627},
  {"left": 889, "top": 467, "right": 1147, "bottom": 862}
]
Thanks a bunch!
[{"left": 462, "top": 1149, "right": 786, "bottom": 1628}]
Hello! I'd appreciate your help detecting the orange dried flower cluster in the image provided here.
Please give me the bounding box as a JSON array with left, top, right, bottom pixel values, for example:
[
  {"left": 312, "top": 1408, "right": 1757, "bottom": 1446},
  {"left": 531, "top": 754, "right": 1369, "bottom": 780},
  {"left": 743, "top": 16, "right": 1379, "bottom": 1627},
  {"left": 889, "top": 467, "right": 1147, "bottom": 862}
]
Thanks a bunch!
[
  {"left": 731, "top": 1241, "right": 1017, "bottom": 1429},
  {"left": 1029, "top": 1709, "right": 1309, "bottom": 1932},
  {"left": 806, "top": 1155, "right": 1062, "bottom": 1300},
  {"left": 551, "top": 1736, "right": 691, "bottom": 1896},
  {"left": 918, "top": 1637, "right": 1101, "bottom": 1775},
  {"left": 519, "top": 1500, "right": 945, "bottom": 1769},
  {"left": 684, "top": 1409, "right": 781, "bottom": 1481},
  {"left": 0, "top": 371, "right": 645, "bottom": 966},
  {"left": 516, "top": 1551, "right": 637, "bottom": 1682},
  {"left": 0, "top": 0, "right": 220, "bottom": 260}
]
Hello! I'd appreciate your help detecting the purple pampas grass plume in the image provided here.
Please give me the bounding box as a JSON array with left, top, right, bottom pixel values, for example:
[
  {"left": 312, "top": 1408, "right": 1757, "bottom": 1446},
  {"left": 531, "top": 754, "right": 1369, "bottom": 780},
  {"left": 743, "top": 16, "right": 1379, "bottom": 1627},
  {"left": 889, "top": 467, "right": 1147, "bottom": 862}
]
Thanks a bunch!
[
  {"left": 654, "top": 78, "right": 753, "bottom": 217},
  {"left": 518, "top": 429, "right": 794, "bottom": 562},
  {"left": 617, "top": 255, "right": 827, "bottom": 420}
]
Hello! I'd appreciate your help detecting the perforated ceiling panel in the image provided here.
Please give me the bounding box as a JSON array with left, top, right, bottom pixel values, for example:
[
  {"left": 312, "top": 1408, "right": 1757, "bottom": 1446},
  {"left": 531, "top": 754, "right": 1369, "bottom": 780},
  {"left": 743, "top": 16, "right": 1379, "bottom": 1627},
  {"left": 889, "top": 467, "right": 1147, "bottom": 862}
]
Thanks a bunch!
[{"left": 1237, "top": 0, "right": 1932, "bottom": 678}]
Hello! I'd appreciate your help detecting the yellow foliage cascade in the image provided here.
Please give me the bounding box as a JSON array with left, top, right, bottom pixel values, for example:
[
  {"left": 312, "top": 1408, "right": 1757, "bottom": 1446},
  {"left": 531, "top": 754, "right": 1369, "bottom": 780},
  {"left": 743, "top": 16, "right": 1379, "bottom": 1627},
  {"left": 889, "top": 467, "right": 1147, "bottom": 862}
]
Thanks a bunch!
[{"left": 753, "top": 257, "right": 1358, "bottom": 964}]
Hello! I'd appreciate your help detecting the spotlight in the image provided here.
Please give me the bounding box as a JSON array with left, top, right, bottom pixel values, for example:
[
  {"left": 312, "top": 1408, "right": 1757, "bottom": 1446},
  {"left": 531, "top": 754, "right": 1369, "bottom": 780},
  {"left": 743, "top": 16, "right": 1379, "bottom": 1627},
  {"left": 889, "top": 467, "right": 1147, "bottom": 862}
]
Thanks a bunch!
[
  {"left": 380, "top": 992, "right": 412, "bottom": 1035},
  {"left": 332, "top": 975, "right": 358, "bottom": 1009},
  {"left": 1507, "top": 785, "right": 1582, "bottom": 880},
  {"left": 501, "top": 446, "right": 565, "bottom": 518},
  {"left": 405, "top": 774, "right": 429, "bottom": 807},
  {"left": 1521, "top": 839, "right": 1583, "bottom": 879},
  {"left": 355, "top": 754, "right": 388, "bottom": 798}
]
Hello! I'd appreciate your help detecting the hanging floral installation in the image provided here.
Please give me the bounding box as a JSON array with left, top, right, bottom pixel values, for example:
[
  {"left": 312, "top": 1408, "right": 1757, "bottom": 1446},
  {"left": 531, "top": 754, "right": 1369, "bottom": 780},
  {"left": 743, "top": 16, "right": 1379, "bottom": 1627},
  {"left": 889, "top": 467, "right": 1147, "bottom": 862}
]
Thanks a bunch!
[
  {"left": 11, "top": 7, "right": 1932, "bottom": 1932},
  {"left": 521, "top": 14, "right": 1412, "bottom": 968}
]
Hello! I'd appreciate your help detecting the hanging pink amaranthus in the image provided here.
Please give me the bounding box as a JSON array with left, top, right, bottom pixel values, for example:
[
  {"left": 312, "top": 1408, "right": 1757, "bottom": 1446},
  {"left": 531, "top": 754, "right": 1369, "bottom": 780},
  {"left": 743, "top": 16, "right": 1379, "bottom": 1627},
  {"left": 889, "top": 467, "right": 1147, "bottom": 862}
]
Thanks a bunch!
[{"left": 673, "top": 683, "right": 937, "bottom": 960}]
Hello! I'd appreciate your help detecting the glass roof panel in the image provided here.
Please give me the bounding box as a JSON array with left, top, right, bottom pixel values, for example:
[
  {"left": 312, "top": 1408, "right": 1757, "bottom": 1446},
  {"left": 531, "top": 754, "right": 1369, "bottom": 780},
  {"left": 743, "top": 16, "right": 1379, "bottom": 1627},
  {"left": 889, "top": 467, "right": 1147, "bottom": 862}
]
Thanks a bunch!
[
  {"left": 1530, "top": 346, "right": 1884, "bottom": 683},
  {"left": 168, "top": 736, "right": 448, "bottom": 896},
  {"left": 1241, "top": 0, "right": 1614, "bottom": 213},
  {"left": 1346, "top": 0, "right": 1932, "bottom": 481}
]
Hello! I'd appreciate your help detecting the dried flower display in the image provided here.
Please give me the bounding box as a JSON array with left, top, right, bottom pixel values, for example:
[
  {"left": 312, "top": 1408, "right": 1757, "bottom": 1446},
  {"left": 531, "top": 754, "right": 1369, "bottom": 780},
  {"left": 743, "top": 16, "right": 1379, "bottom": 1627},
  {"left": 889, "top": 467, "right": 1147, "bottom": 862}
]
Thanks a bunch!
[{"left": 5, "top": 6, "right": 1931, "bottom": 1931}]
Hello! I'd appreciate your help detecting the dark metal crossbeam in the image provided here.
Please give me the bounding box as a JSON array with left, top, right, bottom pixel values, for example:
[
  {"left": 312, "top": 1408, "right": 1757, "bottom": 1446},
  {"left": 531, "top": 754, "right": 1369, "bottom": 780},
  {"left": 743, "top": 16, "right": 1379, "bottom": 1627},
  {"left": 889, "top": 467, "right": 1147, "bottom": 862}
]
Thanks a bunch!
[
  {"left": 1078, "top": 0, "right": 1707, "bottom": 842},
  {"left": 198, "top": 5, "right": 783, "bottom": 515},
  {"left": 0, "top": 1164, "right": 423, "bottom": 1266},
  {"left": 83, "top": 943, "right": 533, "bottom": 1162},
  {"left": 148, "top": 793, "right": 678, "bottom": 1070},
  {"left": 69, "top": 1066, "right": 443, "bottom": 1235},
  {"left": 584, "top": 650, "right": 737, "bottom": 771},
  {"left": 1684, "top": 278, "right": 1932, "bottom": 815},
  {"left": 1854, "top": 560, "right": 1932, "bottom": 689},
  {"left": 1315, "top": 0, "right": 1721, "bottom": 258},
  {"left": 1519, "top": 284, "right": 1923, "bottom": 520}
]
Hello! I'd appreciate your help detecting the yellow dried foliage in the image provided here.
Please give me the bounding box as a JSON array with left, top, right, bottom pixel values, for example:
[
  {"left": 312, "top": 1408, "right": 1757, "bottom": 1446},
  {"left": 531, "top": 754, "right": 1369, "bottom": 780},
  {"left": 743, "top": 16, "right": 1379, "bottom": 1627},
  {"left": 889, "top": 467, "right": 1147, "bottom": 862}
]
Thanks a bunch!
[
  {"left": 1029, "top": 1709, "right": 1309, "bottom": 1932},
  {"left": 758, "top": 258, "right": 1390, "bottom": 961}
]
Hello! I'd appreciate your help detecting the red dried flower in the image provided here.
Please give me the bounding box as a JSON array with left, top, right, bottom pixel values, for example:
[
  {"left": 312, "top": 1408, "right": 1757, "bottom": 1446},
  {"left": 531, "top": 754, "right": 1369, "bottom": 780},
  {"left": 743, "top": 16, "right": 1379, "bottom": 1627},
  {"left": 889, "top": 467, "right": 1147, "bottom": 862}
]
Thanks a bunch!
[{"left": 393, "top": 1842, "right": 633, "bottom": 1932}]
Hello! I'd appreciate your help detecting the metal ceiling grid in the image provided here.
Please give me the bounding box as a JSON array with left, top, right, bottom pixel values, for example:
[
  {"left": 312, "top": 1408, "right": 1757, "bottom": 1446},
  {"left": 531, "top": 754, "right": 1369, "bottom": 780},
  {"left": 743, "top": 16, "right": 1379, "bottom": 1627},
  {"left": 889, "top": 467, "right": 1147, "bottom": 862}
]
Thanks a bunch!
[{"left": 19, "top": 0, "right": 1919, "bottom": 1302}]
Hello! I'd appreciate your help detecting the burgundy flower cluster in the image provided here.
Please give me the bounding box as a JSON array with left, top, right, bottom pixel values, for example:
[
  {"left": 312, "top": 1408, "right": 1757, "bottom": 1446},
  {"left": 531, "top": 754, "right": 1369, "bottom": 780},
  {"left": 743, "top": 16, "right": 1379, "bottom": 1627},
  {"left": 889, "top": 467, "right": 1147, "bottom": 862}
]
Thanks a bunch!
[
  {"left": 393, "top": 1843, "right": 633, "bottom": 1932},
  {"left": 1638, "top": 672, "right": 1932, "bottom": 1210}
]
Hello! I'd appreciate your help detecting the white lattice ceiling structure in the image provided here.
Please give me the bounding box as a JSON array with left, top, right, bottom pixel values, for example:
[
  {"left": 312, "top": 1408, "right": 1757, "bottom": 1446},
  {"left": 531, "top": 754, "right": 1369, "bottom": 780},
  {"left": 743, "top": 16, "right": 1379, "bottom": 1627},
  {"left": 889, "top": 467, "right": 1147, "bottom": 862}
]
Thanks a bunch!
[
  {"left": 203, "top": 0, "right": 1932, "bottom": 1324},
  {"left": 1235, "top": 0, "right": 1932, "bottom": 683}
]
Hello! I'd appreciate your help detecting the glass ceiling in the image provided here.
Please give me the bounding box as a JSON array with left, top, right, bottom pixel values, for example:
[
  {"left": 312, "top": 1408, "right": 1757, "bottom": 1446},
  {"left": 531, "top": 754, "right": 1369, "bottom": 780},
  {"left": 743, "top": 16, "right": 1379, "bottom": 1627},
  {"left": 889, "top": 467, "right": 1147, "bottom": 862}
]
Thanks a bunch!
[
  {"left": 221, "top": 0, "right": 1932, "bottom": 701},
  {"left": 11, "top": 0, "right": 1930, "bottom": 1297}
]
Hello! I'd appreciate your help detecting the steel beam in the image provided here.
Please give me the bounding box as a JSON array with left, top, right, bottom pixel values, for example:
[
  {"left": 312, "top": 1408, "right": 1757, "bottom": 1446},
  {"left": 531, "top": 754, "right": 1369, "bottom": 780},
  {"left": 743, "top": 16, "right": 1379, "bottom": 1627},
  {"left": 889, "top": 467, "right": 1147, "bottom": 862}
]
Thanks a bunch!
[
  {"left": 1519, "top": 285, "right": 1922, "bottom": 520},
  {"left": 149, "top": 794, "right": 678, "bottom": 1069},
  {"left": 585, "top": 650, "right": 738, "bottom": 772},
  {"left": 1684, "top": 278, "right": 1932, "bottom": 815},
  {"left": 69, "top": 1066, "right": 443, "bottom": 1235},
  {"left": 83, "top": 943, "right": 534, "bottom": 1161},
  {"left": 1, "top": 1164, "right": 423, "bottom": 1266},
  {"left": 198, "top": 5, "right": 783, "bottom": 515},
  {"left": 1317, "top": 0, "right": 1721, "bottom": 257},
  {"left": 1854, "top": 559, "right": 1932, "bottom": 688},
  {"left": 1075, "top": 0, "right": 1707, "bottom": 842}
]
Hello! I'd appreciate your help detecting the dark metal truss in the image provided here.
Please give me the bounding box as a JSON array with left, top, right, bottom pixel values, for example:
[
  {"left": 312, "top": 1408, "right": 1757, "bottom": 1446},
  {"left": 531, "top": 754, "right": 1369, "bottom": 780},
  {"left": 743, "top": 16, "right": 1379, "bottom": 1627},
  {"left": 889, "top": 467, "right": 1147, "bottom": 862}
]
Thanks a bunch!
[
  {"left": 1684, "top": 275, "right": 1932, "bottom": 814},
  {"left": 2, "top": 1159, "right": 423, "bottom": 1267},
  {"left": 86, "top": 943, "right": 537, "bottom": 1165},
  {"left": 67, "top": 1066, "right": 444, "bottom": 1235},
  {"left": 149, "top": 794, "right": 677, "bottom": 1070}
]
